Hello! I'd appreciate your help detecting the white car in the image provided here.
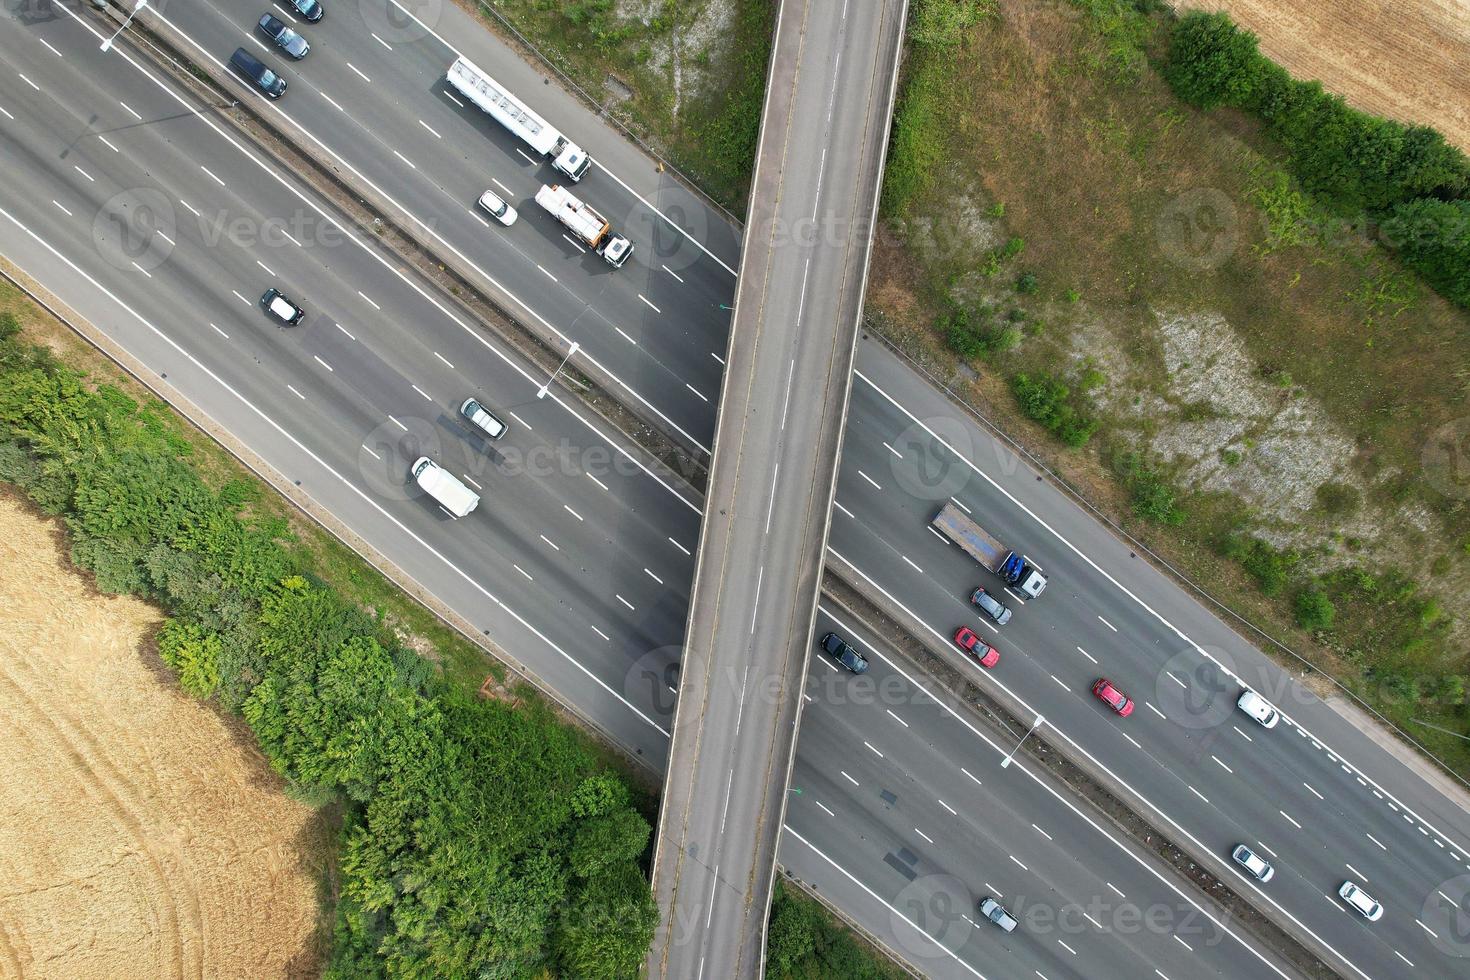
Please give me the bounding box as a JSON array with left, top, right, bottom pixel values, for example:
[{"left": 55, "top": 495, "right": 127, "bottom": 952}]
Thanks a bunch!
[
  {"left": 260, "top": 288, "right": 304, "bottom": 325},
  {"left": 1237, "top": 690, "right": 1279, "bottom": 728},
  {"left": 1338, "top": 880, "right": 1383, "bottom": 921},
  {"left": 478, "top": 189, "right": 517, "bottom": 226},
  {"left": 1231, "top": 844, "right": 1274, "bottom": 882},
  {"left": 460, "top": 397, "right": 507, "bottom": 440}
]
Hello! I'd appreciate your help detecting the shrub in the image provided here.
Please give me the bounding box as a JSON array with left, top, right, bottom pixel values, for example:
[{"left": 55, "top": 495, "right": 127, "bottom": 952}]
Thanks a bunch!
[
  {"left": 157, "top": 619, "right": 223, "bottom": 698},
  {"left": 1294, "top": 588, "right": 1337, "bottom": 632},
  {"left": 1381, "top": 199, "right": 1470, "bottom": 306},
  {"left": 1011, "top": 373, "right": 1098, "bottom": 447},
  {"left": 1114, "top": 452, "right": 1185, "bottom": 524},
  {"left": 1223, "top": 536, "right": 1301, "bottom": 597},
  {"left": 1165, "top": 11, "right": 1266, "bottom": 110},
  {"left": 1015, "top": 271, "right": 1039, "bottom": 294},
  {"left": 1314, "top": 481, "right": 1361, "bottom": 516}
]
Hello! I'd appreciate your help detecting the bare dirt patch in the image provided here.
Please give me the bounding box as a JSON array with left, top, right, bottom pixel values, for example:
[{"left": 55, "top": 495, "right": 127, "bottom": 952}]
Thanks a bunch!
[
  {"left": 1179, "top": 0, "right": 1470, "bottom": 150},
  {"left": 0, "top": 494, "right": 328, "bottom": 980}
]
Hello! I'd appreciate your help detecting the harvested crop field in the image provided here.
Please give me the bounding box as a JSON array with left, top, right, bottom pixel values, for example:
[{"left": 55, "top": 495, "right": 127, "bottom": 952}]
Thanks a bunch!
[
  {"left": 1181, "top": 0, "right": 1470, "bottom": 150},
  {"left": 0, "top": 494, "right": 327, "bottom": 980}
]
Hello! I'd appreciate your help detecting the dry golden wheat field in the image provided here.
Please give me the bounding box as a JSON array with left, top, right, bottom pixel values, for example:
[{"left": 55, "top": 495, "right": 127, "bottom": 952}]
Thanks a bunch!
[
  {"left": 1183, "top": 0, "right": 1470, "bottom": 149},
  {"left": 0, "top": 495, "right": 326, "bottom": 980}
]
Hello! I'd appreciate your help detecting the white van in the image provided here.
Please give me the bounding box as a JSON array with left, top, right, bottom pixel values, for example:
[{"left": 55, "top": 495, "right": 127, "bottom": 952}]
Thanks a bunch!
[
  {"left": 411, "top": 457, "right": 479, "bottom": 517},
  {"left": 1237, "top": 690, "right": 1280, "bottom": 728}
]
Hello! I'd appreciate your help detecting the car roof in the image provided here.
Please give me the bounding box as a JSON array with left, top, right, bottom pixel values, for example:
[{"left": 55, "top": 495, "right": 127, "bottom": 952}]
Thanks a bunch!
[{"left": 268, "top": 296, "right": 298, "bottom": 317}]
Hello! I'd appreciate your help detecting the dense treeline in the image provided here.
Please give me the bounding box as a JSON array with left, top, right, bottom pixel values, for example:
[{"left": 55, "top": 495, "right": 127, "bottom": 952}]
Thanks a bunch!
[
  {"left": 765, "top": 883, "right": 905, "bottom": 979},
  {"left": 0, "top": 310, "right": 657, "bottom": 977},
  {"left": 1165, "top": 11, "right": 1470, "bottom": 306}
]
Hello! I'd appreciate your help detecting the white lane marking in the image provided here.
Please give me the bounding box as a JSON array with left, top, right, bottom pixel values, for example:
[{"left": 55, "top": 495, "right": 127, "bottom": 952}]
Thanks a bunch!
[
  {"left": 914, "top": 828, "right": 934, "bottom": 845},
  {"left": 371, "top": 32, "right": 393, "bottom": 50},
  {"left": 668, "top": 537, "right": 692, "bottom": 556},
  {"left": 52, "top": 200, "right": 73, "bottom": 216},
  {"left": 286, "top": 384, "right": 305, "bottom": 400},
  {"left": 388, "top": 415, "right": 407, "bottom": 431},
  {"left": 590, "top": 624, "right": 610, "bottom": 641},
  {"left": 711, "top": 351, "right": 725, "bottom": 364},
  {"left": 948, "top": 495, "right": 971, "bottom": 514},
  {"left": 560, "top": 233, "right": 587, "bottom": 252},
  {"left": 119, "top": 100, "right": 142, "bottom": 120},
  {"left": 1083, "top": 911, "right": 1103, "bottom": 929},
  {"left": 587, "top": 473, "right": 609, "bottom": 491},
  {"left": 638, "top": 294, "right": 661, "bottom": 313},
  {"left": 885, "top": 709, "right": 908, "bottom": 728},
  {"left": 564, "top": 504, "right": 584, "bottom": 521},
  {"left": 1233, "top": 725, "right": 1253, "bottom": 742},
  {"left": 1280, "top": 810, "right": 1302, "bottom": 830},
  {"left": 392, "top": 149, "right": 417, "bottom": 170},
  {"left": 410, "top": 384, "right": 432, "bottom": 401},
  {"left": 98, "top": 135, "right": 120, "bottom": 153},
  {"left": 615, "top": 326, "right": 637, "bottom": 344},
  {"left": 938, "top": 799, "right": 957, "bottom": 815},
  {"left": 539, "top": 534, "right": 559, "bottom": 551},
  {"left": 616, "top": 594, "right": 634, "bottom": 611},
  {"left": 319, "top": 91, "right": 345, "bottom": 112},
  {"left": 1394, "top": 951, "right": 1413, "bottom": 967},
  {"left": 662, "top": 265, "right": 685, "bottom": 282},
  {"left": 335, "top": 323, "right": 356, "bottom": 340},
  {"left": 1212, "top": 755, "right": 1232, "bottom": 773},
  {"left": 199, "top": 165, "right": 225, "bottom": 186},
  {"left": 356, "top": 290, "right": 380, "bottom": 311},
  {"left": 361, "top": 443, "right": 380, "bottom": 460},
  {"left": 1032, "top": 823, "right": 1052, "bottom": 841},
  {"left": 1145, "top": 702, "right": 1166, "bottom": 720},
  {"left": 508, "top": 411, "right": 530, "bottom": 430},
  {"left": 1303, "top": 782, "right": 1324, "bottom": 800},
  {"left": 347, "top": 62, "right": 371, "bottom": 83},
  {"left": 1256, "top": 840, "right": 1277, "bottom": 857},
  {"left": 209, "top": 322, "right": 228, "bottom": 339},
  {"left": 491, "top": 177, "right": 512, "bottom": 194},
  {"left": 858, "top": 470, "right": 881, "bottom": 490},
  {"left": 841, "top": 771, "right": 859, "bottom": 786},
  {"left": 927, "top": 525, "right": 948, "bottom": 542},
  {"left": 537, "top": 264, "right": 557, "bottom": 282},
  {"left": 130, "top": 261, "right": 153, "bottom": 278},
  {"left": 1121, "top": 732, "right": 1142, "bottom": 748},
  {"left": 1076, "top": 646, "right": 1097, "bottom": 664},
  {"left": 272, "top": 2, "right": 297, "bottom": 21},
  {"left": 644, "top": 568, "right": 663, "bottom": 585},
  {"left": 0, "top": 105, "right": 15, "bottom": 120},
  {"left": 255, "top": 259, "right": 276, "bottom": 276},
  {"left": 17, "top": 73, "right": 40, "bottom": 91},
  {"left": 1009, "top": 855, "right": 1028, "bottom": 871},
  {"left": 461, "top": 474, "right": 482, "bottom": 489},
  {"left": 1167, "top": 671, "right": 1186, "bottom": 688},
  {"left": 179, "top": 198, "right": 201, "bottom": 217},
  {"left": 1058, "top": 940, "right": 1077, "bottom": 956},
  {"left": 685, "top": 384, "right": 708, "bottom": 402},
  {"left": 39, "top": 37, "right": 63, "bottom": 57},
  {"left": 1188, "top": 786, "right": 1208, "bottom": 804},
  {"left": 443, "top": 90, "right": 463, "bottom": 107},
  {"left": 901, "top": 555, "right": 922, "bottom": 573},
  {"left": 816, "top": 801, "right": 835, "bottom": 817},
  {"left": 1345, "top": 862, "right": 1366, "bottom": 881},
  {"left": 1174, "top": 936, "right": 1193, "bottom": 952},
  {"left": 313, "top": 355, "right": 333, "bottom": 372},
  {"left": 1107, "top": 882, "right": 1126, "bottom": 898},
  {"left": 73, "top": 165, "right": 94, "bottom": 182},
  {"left": 513, "top": 564, "right": 532, "bottom": 581},
  {"left": 863, "top": 741, "right": 883, "bottom": 758},
  {"left": 833, "top": 499, "right": 855, "bottom": 519},
  {"left": 883, "top": 441, "right": 902, "bottom": 459},
  {"left": 961, "top": 767, "right": 981, "bottom": 786},
  {"left": 1098, "top": 615, "right": 1117, "bottom": 631},
  {"left": 231, "top": 290, "right": 249, "bottom": 305},
  {"left": 1050, "top": 674, "right": 1068, "bottom": 691},
  {"left": 515, "top": 147, "right": 537, "bottom": 165},
  {"left": 433, "top": 351, "right": 454, "bottom": 369}
]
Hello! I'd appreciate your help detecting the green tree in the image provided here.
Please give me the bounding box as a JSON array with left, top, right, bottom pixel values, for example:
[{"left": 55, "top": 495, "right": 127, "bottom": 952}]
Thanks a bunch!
[
  {"left": 1382, "top": 198, "right": 1470, "bottom": 306},
  {"left": 157, "top": 619, "right": 223, "bottom": 698},
  {"left": 1294, "top": 588, "right": 1337, "bottom": 632},
  {"left": 1165, "top": 12, "right": 1265, "bottom": 110}
]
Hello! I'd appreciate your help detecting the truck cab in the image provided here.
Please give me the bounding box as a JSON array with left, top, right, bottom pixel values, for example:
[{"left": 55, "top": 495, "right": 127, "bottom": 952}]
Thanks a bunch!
[
  {"left": 552, "top": 141, "right": 591, "bottom": 181},
  {"left": 599, "top": 234, "right": 634, "bottom": 268},
  {"left": 999, "top": 553, "right": 1048, "bottom": 598}
]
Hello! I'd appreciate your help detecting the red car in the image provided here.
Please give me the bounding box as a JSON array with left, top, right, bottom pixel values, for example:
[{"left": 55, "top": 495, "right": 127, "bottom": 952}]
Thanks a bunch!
[
  {"left": 953, "top": 627, "right": 1000, "bottom": 668},
  {"left": 1092, "top": 678, "right": 1135, "bottom": 717}
]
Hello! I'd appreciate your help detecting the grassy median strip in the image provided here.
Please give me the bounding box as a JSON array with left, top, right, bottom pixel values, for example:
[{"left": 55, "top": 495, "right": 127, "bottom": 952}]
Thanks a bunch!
[{"left": 0, "top": 284, "right": 658, "bottom": 977}]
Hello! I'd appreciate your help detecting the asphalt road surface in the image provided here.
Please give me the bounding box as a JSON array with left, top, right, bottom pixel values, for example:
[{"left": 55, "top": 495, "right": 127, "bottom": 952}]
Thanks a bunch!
[
  {"left": 7, "top": 3, "right": 1470, "bottom": 978},
  {"left": 647, "top": 0, "right": 905, "bottom": 976}
]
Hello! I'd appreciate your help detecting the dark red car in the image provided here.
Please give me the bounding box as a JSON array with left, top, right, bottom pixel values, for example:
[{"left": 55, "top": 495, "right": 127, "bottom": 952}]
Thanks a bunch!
[
  {"left": 1092, "top": 677, "right": 1135, "bottom": 717},
  {"left": 953, "top": 627, "right": 1000, "bottom": 668}
]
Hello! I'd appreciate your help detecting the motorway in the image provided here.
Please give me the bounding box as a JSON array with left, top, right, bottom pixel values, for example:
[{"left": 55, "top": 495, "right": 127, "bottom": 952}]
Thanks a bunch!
[
  {"left": 6, "top": 2, "right": 1470, "bottom": 978},
  {"left": 648, "top": 0, "right": 905, "bottom": 975}
]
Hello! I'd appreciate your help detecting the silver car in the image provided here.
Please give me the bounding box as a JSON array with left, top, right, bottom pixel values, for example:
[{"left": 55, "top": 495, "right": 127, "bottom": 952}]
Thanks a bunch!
[
  {"left": 1339, "top": 880, "right": 1383, "bottom": 921},
  {"left": 1231, "top": 844, "right": 1274, "bottom": 882},
  {"left": 978, "top": 897, "right": 1017, "bottom": 933},
  {"left": 258, "top": 14, "right": 309, "bottom": 59},
  {"left": 460, "top": 398, "right": 507, "bottom": 440}
]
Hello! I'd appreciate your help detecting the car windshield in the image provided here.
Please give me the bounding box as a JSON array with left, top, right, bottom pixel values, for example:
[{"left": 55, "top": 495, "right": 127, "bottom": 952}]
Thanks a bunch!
[{"left": 260, "top": 69, "right": 279, "bottom": 86}]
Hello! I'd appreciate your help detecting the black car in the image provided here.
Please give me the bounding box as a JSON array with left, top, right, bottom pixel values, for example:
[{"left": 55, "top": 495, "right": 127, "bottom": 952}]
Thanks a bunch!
[
  {"left": 285, "top": 0, "right": 323, "bottom": 22},
  {"left": 258, "top": 14, "right": 309, "bottom": 59},
  {"left": 820, "top": 632, "right": 868, "bottom": 674},
  {"left": 229, "top": 47, "right": 286, "bottom": 99},
  {"left": 260, "top": 288, "right": 305, "bottom": 325}
]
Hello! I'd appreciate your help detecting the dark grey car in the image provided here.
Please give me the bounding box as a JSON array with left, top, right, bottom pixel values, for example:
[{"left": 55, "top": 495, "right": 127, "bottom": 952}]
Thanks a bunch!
[
  {"left": 229, "top": 47, "right": 286, "bottom": 99},
  {"left": 285, "top": 0, "right": 323, "bottom": 22},
  {"left": 820, "top": 632, "right": 868, "bottom": 674},
  {"left": 258, "top": 14, "right": 309, "bottom": 59}
]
